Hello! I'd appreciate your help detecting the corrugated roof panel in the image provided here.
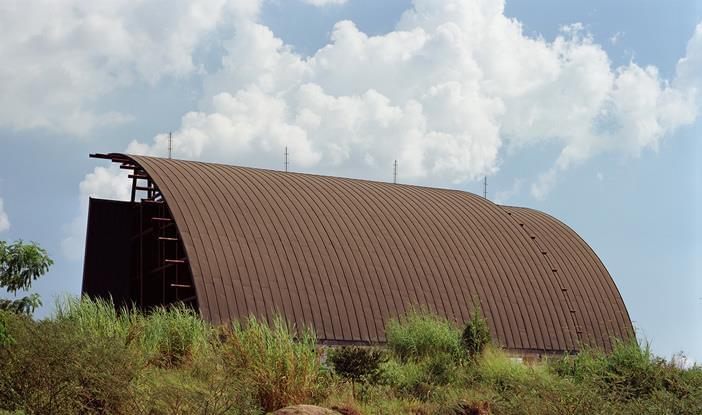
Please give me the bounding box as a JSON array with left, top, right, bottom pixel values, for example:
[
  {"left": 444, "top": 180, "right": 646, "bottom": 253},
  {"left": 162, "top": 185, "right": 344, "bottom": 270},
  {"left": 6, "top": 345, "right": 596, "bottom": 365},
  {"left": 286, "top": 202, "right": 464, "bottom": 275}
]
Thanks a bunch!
[{"left": 122, "top": 155, "right": 633, "bottom": 352}]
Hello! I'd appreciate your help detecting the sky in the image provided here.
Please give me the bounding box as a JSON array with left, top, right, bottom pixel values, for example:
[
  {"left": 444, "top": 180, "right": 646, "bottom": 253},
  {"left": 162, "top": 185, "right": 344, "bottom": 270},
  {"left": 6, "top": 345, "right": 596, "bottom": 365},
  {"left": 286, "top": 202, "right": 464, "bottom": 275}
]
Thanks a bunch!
[{"left": 0, "top": 0, "right": 700, "bottom": 362}]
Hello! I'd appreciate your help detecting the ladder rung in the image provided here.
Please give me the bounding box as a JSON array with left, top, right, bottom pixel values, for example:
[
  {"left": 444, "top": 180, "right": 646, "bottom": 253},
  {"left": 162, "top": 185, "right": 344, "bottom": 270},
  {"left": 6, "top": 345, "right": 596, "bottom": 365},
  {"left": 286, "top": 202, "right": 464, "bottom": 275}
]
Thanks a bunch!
[{"left": 170, "top": 283, "right": 192, "bottom": 288}]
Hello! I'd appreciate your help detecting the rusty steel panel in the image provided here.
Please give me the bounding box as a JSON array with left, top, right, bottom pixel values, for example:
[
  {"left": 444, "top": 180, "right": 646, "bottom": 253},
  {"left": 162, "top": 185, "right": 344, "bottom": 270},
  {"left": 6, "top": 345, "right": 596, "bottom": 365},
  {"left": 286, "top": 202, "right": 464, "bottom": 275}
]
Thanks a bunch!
[{"left": 99, "top": 154, "right": 634, "bottom": 353}]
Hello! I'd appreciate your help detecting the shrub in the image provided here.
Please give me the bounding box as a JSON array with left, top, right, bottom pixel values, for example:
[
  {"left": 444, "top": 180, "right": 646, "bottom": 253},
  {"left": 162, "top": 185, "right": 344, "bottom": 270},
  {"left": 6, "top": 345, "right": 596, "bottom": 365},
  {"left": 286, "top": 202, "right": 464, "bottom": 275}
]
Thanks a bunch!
[
  {"left": 553, "top": 339, "right": 667, "bottom": 399},
  {"left": 476, "top": 347, "right": 549, "bottom": 392},
  {"left": 461, "top": 308, "right": 491, "bottom": 358},
  {"left": 550, "top": 338, "right": 702, "bottom": 412},
  {"left": 386, "top": 310, "right": 462, "bottom": 362},
  {"left": 125, "top": 361, "right": 259, "bottom": 415},
  {"left": 222, "top": 315, "right": 327, "bottom": 412},
  {"left": 474, "top": 346, "right": 608, "bottom": 414},
  {"left": 0, "top": 312, "right": 138, "bottom": 414},
  {"left": 603, "top": 339, "right": 662, "bottom": 398},
  {"left": 0, "top": 311, "right": 12, "bottom": 347},
  {"left": 380, "top": 353, "right": 461, "bottom": 401},
  {"left": 381, "top": 359, "right": 433, "bottom": 400},
  {"left": 328, "top": 346, "right": 387, "bottom": 396}
]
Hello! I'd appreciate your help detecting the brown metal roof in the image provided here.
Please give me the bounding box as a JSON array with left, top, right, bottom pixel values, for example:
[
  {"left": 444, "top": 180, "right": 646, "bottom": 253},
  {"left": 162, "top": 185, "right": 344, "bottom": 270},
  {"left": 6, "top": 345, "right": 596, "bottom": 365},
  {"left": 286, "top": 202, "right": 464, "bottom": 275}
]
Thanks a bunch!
[{"left": 120, "top": 154, "right": 633, "bottom": 352}]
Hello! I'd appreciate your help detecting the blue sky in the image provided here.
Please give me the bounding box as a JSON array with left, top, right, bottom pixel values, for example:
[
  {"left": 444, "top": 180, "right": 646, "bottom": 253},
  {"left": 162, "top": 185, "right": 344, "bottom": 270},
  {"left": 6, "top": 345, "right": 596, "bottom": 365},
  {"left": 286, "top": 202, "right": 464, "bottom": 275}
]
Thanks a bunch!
[{"left": 0, "top": 0, "right": 700, "bottom": 362}]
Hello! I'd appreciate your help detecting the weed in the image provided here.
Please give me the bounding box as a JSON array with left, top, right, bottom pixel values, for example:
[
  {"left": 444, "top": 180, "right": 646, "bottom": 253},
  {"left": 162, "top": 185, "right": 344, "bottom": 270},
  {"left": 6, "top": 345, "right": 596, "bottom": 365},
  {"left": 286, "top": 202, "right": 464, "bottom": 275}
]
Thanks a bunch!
[
  {"left": 386, "top": 309, "right": 462, "bottom": 362},
  {"left": 1, "top": 300, "right": 700, "bottom": 415},
  {"left": 55, "top": 296, "right": 214, "bottom": 367},
  {"left": 0, "top": 312, "right": 138, "bottom": 414},
  {"left": 461, "top": 308, "right": 491, "bottom": 358},
  {"left": 222, "top": 315, "right": 327, "bottom": 412}
]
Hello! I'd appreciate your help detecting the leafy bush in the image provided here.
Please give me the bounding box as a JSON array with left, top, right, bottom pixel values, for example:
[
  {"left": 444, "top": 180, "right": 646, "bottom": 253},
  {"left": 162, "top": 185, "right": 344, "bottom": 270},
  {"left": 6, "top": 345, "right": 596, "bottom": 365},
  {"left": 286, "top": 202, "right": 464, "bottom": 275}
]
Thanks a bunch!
[
  {"left": 381, "top": 359, "right": 433, "bottom": 400},
  {"left": 476, "top": 347, "right": 551, "bottom": 392},
  {"left": 125, "top": 362, "right": 259, "bottom": 415},
  {"left": 470, "top": 346, "right": 611, "bottom": 414},
  {"left": 552, "top": 340, "right": 662, "bottom": 397},
  {"left": 328, "top": 346, "right": 387, "bottom": 397},
  {"left": 0, "top": 311, "right": 12, "bottom": 347},
  {"left": 0, "top": 312, "right": 138, "bottom": 414},
  {"left": 552, "top": 338, "right": 702, "bottom": 412},
  {"left": 222, "top": 315, "right": 326, "bottom": 412},
  {"left": 603, "top": 339, "right": 665, "bottom": 398},
  {"left": 386, "top": 310, "right": 462, "bottom": 362},
  {"left": 461, "top": 308, "right": 491, "bottom": 358},
  {"left": 380, "top": 353, "right": 461, "bottom": 401},
  {"left": 328, "top": 346, "right": 387, "bottom": 384}
]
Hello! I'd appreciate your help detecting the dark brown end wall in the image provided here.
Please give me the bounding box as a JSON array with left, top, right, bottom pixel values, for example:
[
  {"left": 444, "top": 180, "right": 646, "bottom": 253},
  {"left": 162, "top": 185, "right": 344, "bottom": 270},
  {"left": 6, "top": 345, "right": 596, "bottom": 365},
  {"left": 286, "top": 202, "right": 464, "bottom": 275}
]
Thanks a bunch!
[{"left": 82, "top": 198, "right": 136, "bottom": 306}]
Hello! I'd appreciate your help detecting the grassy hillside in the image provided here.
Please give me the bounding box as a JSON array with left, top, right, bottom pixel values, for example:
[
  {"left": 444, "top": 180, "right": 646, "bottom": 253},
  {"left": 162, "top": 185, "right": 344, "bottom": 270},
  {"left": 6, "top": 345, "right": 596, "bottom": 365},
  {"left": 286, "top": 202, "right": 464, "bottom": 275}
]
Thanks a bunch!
[{"left": 0, "top": 298, "right": 699, "bottom": 414}]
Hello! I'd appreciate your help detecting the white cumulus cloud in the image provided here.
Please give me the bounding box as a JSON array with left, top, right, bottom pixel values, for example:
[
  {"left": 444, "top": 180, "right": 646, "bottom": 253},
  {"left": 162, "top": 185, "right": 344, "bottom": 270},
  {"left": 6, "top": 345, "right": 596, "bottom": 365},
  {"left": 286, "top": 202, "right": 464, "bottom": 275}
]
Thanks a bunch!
[
  {"left": 0, "top": 198, "right": 10, "bottom": 233},
  {"left": 530, "top": 22, "right": 701, "bottom": 198},
  {"left": 65, "top": 1, "right": 701, "bottom": 258},
  {"left": 302, "top": 0, "right": 347, "bottom": 6},
  {"left": 0, "top": 0, "right": 261, "bottom": 136},
  {"left": 127, "top": 0, "right": 700, "bottom": 192},
  {"left": 61, "top": 166, "right": 131, "bottom": 260}
]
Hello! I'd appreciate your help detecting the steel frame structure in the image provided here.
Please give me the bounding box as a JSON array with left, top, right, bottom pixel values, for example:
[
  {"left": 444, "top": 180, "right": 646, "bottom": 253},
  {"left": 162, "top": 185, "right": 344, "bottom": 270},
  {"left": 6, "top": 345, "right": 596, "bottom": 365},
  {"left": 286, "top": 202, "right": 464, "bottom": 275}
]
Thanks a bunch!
[{"left": 90, "top": 153, "right": 196, "bottom": 310}]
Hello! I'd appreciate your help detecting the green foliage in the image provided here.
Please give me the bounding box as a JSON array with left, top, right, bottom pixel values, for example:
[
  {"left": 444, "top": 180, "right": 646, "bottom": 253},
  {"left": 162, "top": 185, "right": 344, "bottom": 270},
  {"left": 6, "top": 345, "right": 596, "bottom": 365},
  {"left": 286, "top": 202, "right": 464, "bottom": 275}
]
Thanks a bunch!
[
  {"left": 0, "top": 312, "right": 138, "bottom": 414},
  {"left": 328, "top": 346, "right": 387, "bottom": 399},
  {"left": 0, "top": 240, "right": 53, "bottom": 315},
  {"left": 222, "top": 315, "right": 327, "bottom": 412},
  {"left": 461, "top": 307, "right": 492, "bottom": 358},
  {"left": 0, "top": 311, "right": 12, "bottom": 347},
  {"left": 125, "top": 361, "right": 260, "bottom": 415},
  {"left": 386, "top": 309, "right": 463, "bottom": 362},
  {"left": 380, "top": 353, "right": 460, "bottom": 401},
  {"left": 1, "top": 301, "right": 700, "bottom": 415},
  {"left": 328, "top": 346, "right": 387, "bottom": 385},
  {"left": 551, "top": 338, "right": 702, "bottom": 412},
  {"left": 55, "top": 296, "right": 214, "bottom": 367}
]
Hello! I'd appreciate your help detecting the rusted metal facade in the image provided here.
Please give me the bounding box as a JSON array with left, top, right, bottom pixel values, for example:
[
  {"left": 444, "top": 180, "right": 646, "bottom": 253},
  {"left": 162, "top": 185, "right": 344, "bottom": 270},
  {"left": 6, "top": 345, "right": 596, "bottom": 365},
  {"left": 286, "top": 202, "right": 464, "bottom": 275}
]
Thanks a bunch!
[{"left": 83, "top": 154, "right": 634, "bottom": 353}]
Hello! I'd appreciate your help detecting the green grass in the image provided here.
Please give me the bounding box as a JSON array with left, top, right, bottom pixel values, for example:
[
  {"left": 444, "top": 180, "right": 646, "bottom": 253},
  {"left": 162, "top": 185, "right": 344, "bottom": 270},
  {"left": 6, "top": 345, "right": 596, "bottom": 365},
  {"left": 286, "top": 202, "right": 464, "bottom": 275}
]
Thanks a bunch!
[
  {"left": 0, "top": 298, "right": 700, "bottom": 415},
  {"left": 385, "top": 308, "right": 463, "bottom": 362},
  {"left": 222, "top": 316, "right": 327, "bottom": 412},
  {"left": 55, "top": 296, "right": 215, "bottom": 367}
]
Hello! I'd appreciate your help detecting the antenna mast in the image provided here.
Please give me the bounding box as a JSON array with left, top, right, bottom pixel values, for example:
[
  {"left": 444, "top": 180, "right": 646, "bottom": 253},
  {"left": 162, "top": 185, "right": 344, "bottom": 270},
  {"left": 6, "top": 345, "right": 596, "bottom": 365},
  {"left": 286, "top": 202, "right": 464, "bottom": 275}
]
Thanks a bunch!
[
  {"left": 393, "top": 160, "right": 398, "bottom": 184},
  {"left": 168, "top": 132, "right": 172, "bottom": 159},
  {"left": 483, "top": 176, "right": 487, "bottom": 199},
  {"left": 284, "top": 146, "right": 289, "bottom": 172}
]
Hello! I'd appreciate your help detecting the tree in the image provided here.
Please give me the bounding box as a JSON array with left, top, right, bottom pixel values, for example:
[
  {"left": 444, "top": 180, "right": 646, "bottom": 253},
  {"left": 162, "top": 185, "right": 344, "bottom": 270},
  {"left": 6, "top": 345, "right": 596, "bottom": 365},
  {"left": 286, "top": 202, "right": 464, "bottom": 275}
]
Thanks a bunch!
[{"left": 0, "top": 240, "right": 53, "bottom": 314}]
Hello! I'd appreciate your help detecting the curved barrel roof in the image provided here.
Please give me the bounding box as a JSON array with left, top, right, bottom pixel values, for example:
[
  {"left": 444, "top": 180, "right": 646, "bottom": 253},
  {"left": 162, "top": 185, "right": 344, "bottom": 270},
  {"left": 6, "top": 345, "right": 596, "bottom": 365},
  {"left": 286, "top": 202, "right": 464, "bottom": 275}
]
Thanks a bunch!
[{"left": 125, "top": 154, "right": 633, "bottom": 353}]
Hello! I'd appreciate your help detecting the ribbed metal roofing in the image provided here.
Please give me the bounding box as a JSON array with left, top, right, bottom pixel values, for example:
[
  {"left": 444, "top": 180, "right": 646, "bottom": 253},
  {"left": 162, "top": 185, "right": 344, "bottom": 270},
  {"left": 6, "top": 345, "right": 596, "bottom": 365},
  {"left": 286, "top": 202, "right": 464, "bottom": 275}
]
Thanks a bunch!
[{"left": 125, "top": 154, "right": 633, "bottom": 353}]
